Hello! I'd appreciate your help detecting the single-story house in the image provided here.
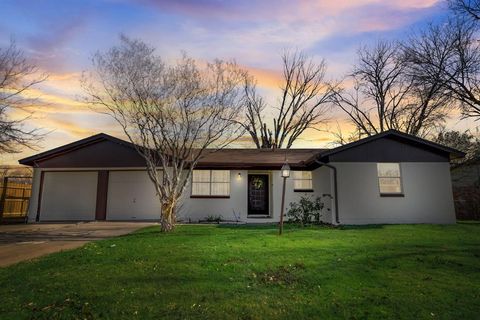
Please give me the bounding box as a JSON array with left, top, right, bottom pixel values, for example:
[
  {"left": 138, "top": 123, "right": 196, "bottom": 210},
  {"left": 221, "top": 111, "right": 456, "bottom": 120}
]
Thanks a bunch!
[{"left": 19, "top": 129, "right": 464, "bottom": 225}]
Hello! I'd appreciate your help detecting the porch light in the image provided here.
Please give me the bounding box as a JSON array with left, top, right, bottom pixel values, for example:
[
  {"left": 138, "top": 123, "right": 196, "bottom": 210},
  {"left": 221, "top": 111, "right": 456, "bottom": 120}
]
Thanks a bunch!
[
  {"left": 237, "top": 172, "right": 242, "bottom": 180},
  {"left": 281, "top": 163, "right": 290, "bottom": 178}
]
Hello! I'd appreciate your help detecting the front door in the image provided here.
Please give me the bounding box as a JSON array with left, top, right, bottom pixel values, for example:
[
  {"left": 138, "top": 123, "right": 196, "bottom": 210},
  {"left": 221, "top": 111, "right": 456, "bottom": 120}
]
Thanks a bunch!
[{"left": 248, "top": 174, "right": 269, "bottom": 216}]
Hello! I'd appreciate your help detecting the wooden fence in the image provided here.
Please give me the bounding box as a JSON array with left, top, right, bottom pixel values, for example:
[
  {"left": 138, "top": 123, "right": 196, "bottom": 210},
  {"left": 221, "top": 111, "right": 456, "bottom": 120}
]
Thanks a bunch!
[{"left": 0, "top": 176, "right": 32, "bottom": 222}]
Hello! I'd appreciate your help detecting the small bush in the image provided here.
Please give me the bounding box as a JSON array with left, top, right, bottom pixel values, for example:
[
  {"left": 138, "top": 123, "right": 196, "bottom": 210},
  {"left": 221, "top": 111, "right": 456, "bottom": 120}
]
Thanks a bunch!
[
  {"left": 205, "top": 215, "right": 222, "bottom": 223},
  {"left": 286, "top": 196, "right": 324, "bottom": 225}
]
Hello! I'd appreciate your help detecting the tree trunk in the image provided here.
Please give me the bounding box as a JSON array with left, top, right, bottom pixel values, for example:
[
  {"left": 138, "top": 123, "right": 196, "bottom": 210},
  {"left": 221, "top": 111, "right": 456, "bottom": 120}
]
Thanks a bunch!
[{"left": 160, "top": 200, "right": 176, "bottom": 232}]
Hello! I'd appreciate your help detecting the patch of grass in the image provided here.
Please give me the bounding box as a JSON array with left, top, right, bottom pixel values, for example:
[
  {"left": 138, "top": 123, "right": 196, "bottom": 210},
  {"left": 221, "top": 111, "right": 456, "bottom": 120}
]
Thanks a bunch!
[
  {"left": 1, "top": 223, "right": 480, "bottom": 319},
  {"left": 255, "top": 262, "right": 305, "bottom": 286}
]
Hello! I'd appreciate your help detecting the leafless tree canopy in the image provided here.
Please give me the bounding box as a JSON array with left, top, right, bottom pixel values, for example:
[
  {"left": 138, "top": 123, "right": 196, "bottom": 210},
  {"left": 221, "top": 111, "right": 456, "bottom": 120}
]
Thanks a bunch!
[
  {"left": 241, "top": 51, "right": 334, "bottom": 148},
  {"left": 82, "top": 36, "right": 247, "bottom": 231},
  {"left": 404, "top": 19, "right": 480, "bottom": 120},
  {"left": 449, "top": 0, "right": 480, "bottom": 20},
  {"left": 332, "top": 40, "right": 452, "bottom": 141},
  {"left": 0, "top": 40, "right": 47, "bottom": 154}
]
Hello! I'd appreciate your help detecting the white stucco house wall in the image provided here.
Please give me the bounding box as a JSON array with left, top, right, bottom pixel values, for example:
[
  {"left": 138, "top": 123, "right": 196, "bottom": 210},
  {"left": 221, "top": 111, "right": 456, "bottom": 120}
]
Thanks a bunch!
[{"left": 19, "top": 130, "right": 464, "bottom": 225}]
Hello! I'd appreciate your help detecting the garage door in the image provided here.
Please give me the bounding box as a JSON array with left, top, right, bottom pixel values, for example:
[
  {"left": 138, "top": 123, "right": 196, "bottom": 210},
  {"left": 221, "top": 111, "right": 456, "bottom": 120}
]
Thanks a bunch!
[
  {"left": 40, "top": 172, "right": 98, "bottom": 221},
  {"left": 106, "top": 171, "right": 161, "bottom": 220}
]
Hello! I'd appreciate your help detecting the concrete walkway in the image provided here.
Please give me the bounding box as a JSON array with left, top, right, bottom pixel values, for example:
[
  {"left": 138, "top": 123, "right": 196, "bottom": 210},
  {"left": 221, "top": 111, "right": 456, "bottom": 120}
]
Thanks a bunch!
[{"left": 0, "top": 222, "right": 156, "bottom": 267}]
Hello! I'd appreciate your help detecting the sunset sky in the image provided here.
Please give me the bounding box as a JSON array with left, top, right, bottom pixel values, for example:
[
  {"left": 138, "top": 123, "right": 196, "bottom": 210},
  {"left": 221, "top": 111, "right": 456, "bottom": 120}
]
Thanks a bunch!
[{"left": 1, "top": 0, "right": 478, "bottom": 164}]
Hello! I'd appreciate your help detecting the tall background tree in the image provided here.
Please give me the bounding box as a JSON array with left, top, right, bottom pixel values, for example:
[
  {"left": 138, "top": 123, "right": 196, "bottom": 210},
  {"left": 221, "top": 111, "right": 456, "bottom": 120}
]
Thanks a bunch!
[
  {"left": 331, "top": 40, "right": 452, "bottom": 142},
  {"left": 434, "top": 129, "right": 480, "bottom": 165},
  {"left": 449, "top": 0, "right": 480, "bottom": 20},
  {"left": 82, "top": 36, "right": 248, "bottom": 232},
  {"left": 241, "top": 50, "right": 334, "bottom": 149},
  {"left": 0, "top": 40, "right": 46, "bottom": 154},
  {"left": 403, "top": 19, "right": 480, "bottom": 121}
]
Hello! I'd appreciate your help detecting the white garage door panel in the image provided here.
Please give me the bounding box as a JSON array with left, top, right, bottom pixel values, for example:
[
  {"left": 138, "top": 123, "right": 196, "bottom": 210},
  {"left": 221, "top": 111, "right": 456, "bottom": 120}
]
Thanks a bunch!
[
  {"left": 40, "top": 172, "right": 98, "bottom": 221},
  {"left": 107, "top": 171, "right": 161, "bottom": 220}
]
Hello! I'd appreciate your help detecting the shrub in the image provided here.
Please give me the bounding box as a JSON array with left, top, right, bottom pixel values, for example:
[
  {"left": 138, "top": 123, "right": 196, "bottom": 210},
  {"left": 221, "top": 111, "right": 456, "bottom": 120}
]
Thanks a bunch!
[
  {"left": 286, "top": 196, "right": 324, "bottom": 225},
  {"left": 205, "top": 215, "right": 222, "bottom": 223}
]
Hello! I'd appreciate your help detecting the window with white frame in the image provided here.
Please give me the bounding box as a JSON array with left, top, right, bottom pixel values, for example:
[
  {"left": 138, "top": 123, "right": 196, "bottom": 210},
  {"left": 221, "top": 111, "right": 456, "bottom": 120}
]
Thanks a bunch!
[
  {"left": 377, "top": 163, "right": 403, "bottom": 195},
  {"left": 191, "top": 170, "right": 230, "bottom": 197},
  {"left": 292, "top": 171, "right": 313, "bottom": 191}
]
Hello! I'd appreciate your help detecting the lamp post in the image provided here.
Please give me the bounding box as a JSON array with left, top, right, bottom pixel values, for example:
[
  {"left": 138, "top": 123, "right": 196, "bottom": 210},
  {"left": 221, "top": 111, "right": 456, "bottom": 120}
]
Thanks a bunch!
[{"left": 279, "top": 162, "right": 290, "bottom": 235}]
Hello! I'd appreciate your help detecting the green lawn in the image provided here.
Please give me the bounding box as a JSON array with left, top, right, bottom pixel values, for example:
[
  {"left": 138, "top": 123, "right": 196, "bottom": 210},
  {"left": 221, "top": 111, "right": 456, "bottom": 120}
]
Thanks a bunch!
[{"left": 1, "top": 223, "right": 479, "bottom": 319}]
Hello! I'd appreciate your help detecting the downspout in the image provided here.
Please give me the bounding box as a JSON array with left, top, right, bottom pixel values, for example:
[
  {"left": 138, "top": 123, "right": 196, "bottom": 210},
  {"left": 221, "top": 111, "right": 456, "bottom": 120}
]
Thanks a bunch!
[{"left": 315, "top": 160, "right": 340, "bottom": 225}]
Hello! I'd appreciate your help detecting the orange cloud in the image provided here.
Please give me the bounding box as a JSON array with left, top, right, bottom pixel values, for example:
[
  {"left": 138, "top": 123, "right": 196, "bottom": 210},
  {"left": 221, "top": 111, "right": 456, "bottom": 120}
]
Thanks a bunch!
[{"left": 244, "top": 65, "right": 283, "bottom": 90}]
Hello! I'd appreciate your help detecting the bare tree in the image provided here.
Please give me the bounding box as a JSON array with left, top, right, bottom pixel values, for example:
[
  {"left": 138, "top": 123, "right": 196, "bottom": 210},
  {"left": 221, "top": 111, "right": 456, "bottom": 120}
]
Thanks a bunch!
[
  {"left": 241, "top": 50, "right": 334, "bottom": 149},
  {"left": 82, "top": 36, "right": 247, "bottom": 232},
  {"left": 404, "top": 19, "right": 480, "bottom": 120},
  {"left": 332, "top": 40, "right": 451, "bottom": 139},
  {"left": 0, "top": 40, "right": 47, "bottom": 153},
  {"left": 449, "top": 0, "right": 480, "bottom": 20}
]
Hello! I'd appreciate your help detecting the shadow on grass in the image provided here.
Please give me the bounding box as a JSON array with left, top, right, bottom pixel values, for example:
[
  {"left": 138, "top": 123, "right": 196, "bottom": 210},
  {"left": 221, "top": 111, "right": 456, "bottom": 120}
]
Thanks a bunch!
[
  {"left": 457, "top": 220, "right": 480, "bottom": 225},
  {"left": 338, "top": 224, "right": 385, "bottom": 230},
  {"left": 217, "top": 223, "right": 278, "bottom": 230}
]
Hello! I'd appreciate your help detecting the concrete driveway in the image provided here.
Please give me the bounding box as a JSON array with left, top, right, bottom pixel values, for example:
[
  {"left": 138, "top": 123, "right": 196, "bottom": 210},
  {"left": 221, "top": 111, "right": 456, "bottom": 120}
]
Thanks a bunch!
[{"left": 0, "top": 222, "right": 156, "bottom": 267}]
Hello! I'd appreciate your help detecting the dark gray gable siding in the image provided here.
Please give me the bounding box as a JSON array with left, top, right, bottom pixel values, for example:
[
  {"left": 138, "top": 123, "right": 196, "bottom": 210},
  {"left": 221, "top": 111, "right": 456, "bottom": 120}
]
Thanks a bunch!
[
  {"left": 323, "top": 136, "right": 450, "bottom": 162},
  {"left": 34, "top": 140, "right": 146, "bottom": 168}
]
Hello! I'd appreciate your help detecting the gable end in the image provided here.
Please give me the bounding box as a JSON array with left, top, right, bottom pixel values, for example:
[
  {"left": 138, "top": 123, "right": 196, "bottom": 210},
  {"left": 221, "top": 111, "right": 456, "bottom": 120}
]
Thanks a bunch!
[{"left": 322, "top": 136, "right": 451, "bottom": 162}]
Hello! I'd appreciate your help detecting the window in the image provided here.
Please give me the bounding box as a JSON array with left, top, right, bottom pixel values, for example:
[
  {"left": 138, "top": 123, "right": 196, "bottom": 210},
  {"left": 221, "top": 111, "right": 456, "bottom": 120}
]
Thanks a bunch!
[
  {"left": 191, "top": 170, "right": 230, "bottom": 197},
  {"left": 292, "top": 171, "right": 313, "bottom": 191},
  {"left": 377, "top": 163, "right": 403, "bottom": 195}
]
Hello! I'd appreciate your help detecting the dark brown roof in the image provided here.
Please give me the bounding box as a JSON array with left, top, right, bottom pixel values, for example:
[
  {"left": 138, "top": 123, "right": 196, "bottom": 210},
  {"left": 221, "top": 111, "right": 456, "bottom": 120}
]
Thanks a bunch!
[
  {"left": 18, "top": 133, "right": 325, "bottom": 168},
  {"left": 196, "top": 149, "right": 326, "bottom": 169},
  {"left": 18, "top": 130, "right": 464, "bottom": 168}
]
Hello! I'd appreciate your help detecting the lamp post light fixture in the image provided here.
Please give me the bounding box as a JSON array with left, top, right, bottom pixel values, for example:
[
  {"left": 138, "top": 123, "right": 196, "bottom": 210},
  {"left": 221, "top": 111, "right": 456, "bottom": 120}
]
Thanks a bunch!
[
  {"left": 281, "top": 163, "right": 291, "bottom": 178},
  {"left": 279, "top": 162, "right": 290, "bottom": 235}
]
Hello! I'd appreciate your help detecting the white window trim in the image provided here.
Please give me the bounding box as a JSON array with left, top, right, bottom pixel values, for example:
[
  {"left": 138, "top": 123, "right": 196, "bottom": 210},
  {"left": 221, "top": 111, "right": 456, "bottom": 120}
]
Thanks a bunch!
[
  {"left": 191, "top": 170, "right": 230, "bottom": 198},
  {"left": 377, "top": 163, "right": 404, "bottom": 196},
  {"left": 292, "top": 171, "right": 313, "bottom": 192}
]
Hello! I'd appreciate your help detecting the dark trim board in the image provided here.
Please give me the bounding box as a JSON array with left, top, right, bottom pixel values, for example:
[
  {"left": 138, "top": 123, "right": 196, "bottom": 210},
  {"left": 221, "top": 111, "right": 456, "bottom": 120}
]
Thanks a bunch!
[
  {"left": 294, "top": 189, "right": 314, "bottom": 193},
  {"left": 380, "top": 193, "right": 405, "bottom": 197},
  {"left": 95, "top": 171, "right": 109, "bottom": 220},
  {"left": 190, "top": 195, "right": 230, "bottom": 199},
  {"left": 35, "top": 171, "right": 45, "bottom": 222}
]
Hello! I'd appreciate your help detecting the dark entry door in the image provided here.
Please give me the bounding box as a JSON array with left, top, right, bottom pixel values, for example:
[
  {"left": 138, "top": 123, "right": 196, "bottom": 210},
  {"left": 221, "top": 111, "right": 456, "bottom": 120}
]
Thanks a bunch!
[{"left": 248, "top": 174, "right": 269, "bottom": 216}]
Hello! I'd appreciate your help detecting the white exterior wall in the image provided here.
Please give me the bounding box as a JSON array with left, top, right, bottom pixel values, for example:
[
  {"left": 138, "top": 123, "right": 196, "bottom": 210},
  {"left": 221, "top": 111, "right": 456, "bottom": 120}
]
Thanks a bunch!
[
  {"left": 334, "top": 162, "right": 456, "bottom": 224},
  {"left": 281, "top": 167, "right": 332, "bottom": 223},
  {"left": 26, "top": 163, "right": 455, "bottom": 224},
  {"left": 27, "top": 167, "right": 333, "bottom": 223},
  {"left": 179, "top": 170, "right": 247, "bottom": 222},
  {"left": 179, "top": 168, "right": 331, "bottom": 223}
]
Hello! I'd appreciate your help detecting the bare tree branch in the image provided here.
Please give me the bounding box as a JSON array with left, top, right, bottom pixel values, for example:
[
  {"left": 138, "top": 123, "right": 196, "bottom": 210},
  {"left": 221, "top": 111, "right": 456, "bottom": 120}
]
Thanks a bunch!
[
  {"left": 240, "top": 50, "right": 334, "bottom": 149},
  {"left": 332, "top": 40, "right": 452, "bottom": 139},
  {"left": 81, "top": 36, "right": 247, "bottom": 232},
  {"left": 449, "top": 0, "right": 480, "bottom": 21},
  {"left": 0, "top": 39, "right": 47, "bottom": 154},
  {"left": 403, "top": 18, "right": 480, "bottom": 121}
]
